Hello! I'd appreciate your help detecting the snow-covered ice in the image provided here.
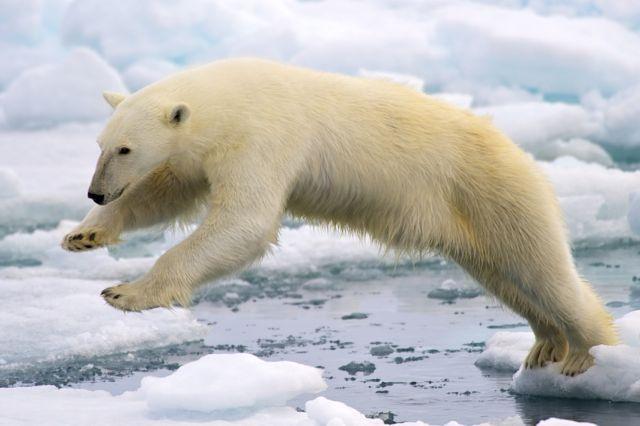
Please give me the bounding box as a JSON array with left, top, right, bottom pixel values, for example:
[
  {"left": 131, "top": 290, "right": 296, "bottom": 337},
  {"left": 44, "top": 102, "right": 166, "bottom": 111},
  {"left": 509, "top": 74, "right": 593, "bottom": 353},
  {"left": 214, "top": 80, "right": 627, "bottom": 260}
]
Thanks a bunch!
[
  {"left": 0, "top": 352, "right": 598, "bottom": 426},
  {"left": 0, "top": 48, "right": 126, "bottom": 129},
  {"left": 476, "top": 310, "right": 640, "bottom": 402},
  {"left": 139, "top": 353, "right": 327, "bottom": 413}
]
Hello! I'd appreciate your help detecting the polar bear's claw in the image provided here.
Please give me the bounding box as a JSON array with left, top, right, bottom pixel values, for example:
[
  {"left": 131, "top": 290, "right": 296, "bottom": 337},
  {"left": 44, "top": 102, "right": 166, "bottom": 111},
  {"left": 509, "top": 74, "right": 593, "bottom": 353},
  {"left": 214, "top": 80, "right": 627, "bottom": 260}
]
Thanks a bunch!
[
  {"left": 524, "top": 337, "right": 568, "bottom": 369},
  {"left": 62, "top": 228, "right": 109, "bottom": 252},
  {"left": 560, "top": 351, "right": 594, "bottom": 376},
  {"left": 101, "top": 283, "right": 159, "bottom": 312}
]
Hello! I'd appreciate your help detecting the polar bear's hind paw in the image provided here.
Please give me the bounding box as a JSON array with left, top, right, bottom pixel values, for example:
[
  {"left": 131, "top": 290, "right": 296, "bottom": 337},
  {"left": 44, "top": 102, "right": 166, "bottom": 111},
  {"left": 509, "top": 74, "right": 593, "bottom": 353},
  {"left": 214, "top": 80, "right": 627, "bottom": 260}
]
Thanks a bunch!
[
  {"left": 560, "top": 350, "right": 594, "bottom": 376},
  {"left": 524, "top": 338, "right": 567, "bottom": 369}
]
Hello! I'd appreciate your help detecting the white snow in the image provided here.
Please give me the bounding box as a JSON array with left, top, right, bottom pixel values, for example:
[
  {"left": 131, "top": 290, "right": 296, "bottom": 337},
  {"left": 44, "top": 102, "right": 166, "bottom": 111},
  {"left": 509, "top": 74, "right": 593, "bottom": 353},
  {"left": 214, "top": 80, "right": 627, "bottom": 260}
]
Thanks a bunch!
[
  {"left": 0, "top": 48, "right": 126, "bottom": 129},
  {"left": 0, "top": 168, "right": 21, "bottom": 198},
  {"left": 474, "top": 332, "right": 535, "bottom": 372},
  {"left": 140, "top": 353, "right": 327, "bottom": 413},
  {"left": 474, "top": 102, "right": 599, "bottom": 156},
  {"left": 537, "top": 420, "right": 595, "bottom": 426},
  {"left": 541, "top": 157, "right": 640, "bottom": 244},
  {"left": 358, "top": 69, "right": 425, "bottom": 93},
  {"left": 476, "top": 310, "right": 640, "bottom": 402},
  {"left": 0, "top": 272, "right": 206, "bottom": 367},
  {"left": 122, "top": 58, "right": 179, "bottom": 91},
  {"left": 600, "top": 84, "right": 640, "bottom": 148}
]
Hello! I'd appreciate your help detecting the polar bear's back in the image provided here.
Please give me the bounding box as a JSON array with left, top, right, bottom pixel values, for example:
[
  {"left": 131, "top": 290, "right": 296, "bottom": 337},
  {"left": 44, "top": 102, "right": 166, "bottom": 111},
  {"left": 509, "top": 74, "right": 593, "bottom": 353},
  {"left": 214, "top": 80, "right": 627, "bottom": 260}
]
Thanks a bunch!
[{"left": 138, "top": 59, "right": 563, "bottom": 262}]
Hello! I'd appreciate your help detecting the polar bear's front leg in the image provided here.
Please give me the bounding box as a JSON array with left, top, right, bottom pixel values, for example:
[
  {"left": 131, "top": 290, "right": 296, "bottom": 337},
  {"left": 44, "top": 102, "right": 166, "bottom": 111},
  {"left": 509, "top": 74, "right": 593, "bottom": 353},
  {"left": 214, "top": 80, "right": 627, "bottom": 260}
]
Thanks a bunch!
[
  {"left": 61, "top": 205, "right": 123, "bottom": 252},
  {"left": 101, "top": 163, "right": 288, "bottom": 311}
]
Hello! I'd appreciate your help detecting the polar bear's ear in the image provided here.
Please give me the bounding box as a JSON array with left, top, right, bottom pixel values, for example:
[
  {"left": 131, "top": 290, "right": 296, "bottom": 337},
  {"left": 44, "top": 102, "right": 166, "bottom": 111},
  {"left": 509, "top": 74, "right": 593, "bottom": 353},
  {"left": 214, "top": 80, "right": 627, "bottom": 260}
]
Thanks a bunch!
[
  {"left": 103, "top": 91, "right": 127, "bottom": 109},
  {"left": 167, "top": 103, "right": 191, "bottom": 126}
]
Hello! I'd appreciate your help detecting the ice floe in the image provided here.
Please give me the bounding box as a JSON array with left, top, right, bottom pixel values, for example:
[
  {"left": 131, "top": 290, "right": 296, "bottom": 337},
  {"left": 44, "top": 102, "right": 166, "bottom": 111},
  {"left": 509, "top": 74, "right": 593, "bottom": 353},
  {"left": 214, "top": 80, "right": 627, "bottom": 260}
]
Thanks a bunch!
[{"left": 476, "top": 310, "right": 640, "bottom": 402}]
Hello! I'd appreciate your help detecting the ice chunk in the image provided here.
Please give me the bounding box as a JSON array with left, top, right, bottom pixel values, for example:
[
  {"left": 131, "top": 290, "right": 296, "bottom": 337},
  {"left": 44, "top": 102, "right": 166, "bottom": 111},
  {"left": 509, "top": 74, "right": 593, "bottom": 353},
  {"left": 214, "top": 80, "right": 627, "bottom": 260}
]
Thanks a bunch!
[
  {"left": 601, "top": 84, "right": 640, "bottom": 148},
  {"left": 513, "top": 344, "right": 640, "bottom": 402},
  {"left": 358, "top": 69, "right": 424, "bottom": 92},
  {"left": 615, "top": 310, "right": 640, "bottom": 346},
  {"left": 533, "top": 138, "right": 613, "bottom": 167},
  {"left": 0, "top": 48, "right": 126, "bottom": 129},
  {"left": 477, "top": 310, "right": 640, "bottom": 402},
  {"left": 537, "top": 420, "right": 595, "bottom": 426},
  {"left": 431, "top": 93, "right": 474, "bottom": 109},
  {"left": 305, "top": 396, "right": 391, "bottom": 426},
  {"left": 432, "top": 3, "right": 640, "bottom": 96},
  {"left": 122, "top": 58, "right": 179, "bottom": 91},
  {"left": 541, "top": 157, "right": 640, "bottom": 244},
  {"left": 474, "top": 332, "right": 535, "bottom": 372},
  {"left": 629, "top": 192, "right": 640, "bottom": 235},
  {"left": 475, "top": 102, "right": 599, "bottom": 154},
  {"left": 0, "top": 274, "right": 206, "bottom": 367},
  {"left": 139, "top": 353, "right": 326, "bottom": 412},
  {"left": 260, "top": 225, "right": 381, "bottom": 271},
  {"left": 0, "top": 168, "right": 21, "bottom": 198},
  {"left": 427, "top": 279, "right": 483, "bottom": 302}
]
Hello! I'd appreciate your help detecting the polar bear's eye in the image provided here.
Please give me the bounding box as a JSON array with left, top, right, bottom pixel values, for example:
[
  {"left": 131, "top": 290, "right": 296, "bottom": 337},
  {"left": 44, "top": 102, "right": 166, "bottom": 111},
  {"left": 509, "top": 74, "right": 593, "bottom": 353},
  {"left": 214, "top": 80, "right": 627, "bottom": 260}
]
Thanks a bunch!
[{"left": 118, "top": 147, "right": 131, "bottom": 155}]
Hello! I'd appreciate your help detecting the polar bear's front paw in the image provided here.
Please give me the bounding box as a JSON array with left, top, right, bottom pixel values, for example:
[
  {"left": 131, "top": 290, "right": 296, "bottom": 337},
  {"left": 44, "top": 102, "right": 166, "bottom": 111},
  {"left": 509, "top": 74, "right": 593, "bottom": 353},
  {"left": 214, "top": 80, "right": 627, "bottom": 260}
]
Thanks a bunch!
[
  {"left": 61, "top": 228, "right": 110, "bottom": 252},
  {"left": 560, "top": 350, "right": 594, "bottom": 376},
  {"left": 101, "top": 283, "right": 161, "bottom": 312}
]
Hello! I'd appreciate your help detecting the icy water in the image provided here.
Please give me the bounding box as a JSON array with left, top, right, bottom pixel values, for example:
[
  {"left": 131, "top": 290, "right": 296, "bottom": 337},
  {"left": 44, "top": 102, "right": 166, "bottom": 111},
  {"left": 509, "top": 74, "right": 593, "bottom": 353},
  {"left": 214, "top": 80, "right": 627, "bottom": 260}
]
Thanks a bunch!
[{"left": 5, "top": 243, "right": 638, "bottom": 425}]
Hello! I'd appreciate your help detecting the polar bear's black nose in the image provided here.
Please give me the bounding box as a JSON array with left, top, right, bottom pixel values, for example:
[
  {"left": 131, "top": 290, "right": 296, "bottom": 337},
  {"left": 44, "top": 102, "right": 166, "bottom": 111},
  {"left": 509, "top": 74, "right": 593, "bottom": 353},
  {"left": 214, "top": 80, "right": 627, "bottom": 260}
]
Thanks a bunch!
[{"left": 88, "top": 192, "right": 105, "bottom": 205}]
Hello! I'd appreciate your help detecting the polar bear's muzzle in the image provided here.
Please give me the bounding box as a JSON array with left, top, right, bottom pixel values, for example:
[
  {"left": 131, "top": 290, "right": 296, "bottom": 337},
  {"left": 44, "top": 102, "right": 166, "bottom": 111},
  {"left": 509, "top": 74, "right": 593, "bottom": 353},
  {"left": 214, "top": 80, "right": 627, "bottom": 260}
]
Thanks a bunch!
[{"left": 88, "top": 192, "right": 105, "bottom": 205}]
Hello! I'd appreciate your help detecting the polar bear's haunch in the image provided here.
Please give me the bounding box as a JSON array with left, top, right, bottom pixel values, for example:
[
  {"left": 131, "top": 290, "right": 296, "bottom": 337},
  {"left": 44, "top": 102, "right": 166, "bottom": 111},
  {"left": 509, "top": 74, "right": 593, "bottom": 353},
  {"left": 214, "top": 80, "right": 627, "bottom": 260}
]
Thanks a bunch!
[{"left": 62, "top": 58, "right": 617, "bottom": 376}]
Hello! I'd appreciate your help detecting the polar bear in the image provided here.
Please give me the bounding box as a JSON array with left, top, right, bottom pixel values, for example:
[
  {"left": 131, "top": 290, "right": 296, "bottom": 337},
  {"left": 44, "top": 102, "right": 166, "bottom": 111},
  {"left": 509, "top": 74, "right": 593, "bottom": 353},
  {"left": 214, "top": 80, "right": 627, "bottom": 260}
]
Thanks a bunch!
[{"left": 62, "top": 58, "right": 617, "bottom": 376}]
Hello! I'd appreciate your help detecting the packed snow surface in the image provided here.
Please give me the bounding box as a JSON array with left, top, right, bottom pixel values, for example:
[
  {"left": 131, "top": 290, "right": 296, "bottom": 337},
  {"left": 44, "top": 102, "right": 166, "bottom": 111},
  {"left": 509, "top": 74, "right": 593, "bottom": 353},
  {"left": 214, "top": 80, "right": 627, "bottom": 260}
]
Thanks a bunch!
[
  {"left": 476, "top": 310, "right": 640, "bottom": 402},
  {"left": 139, "top": 353, "right": 327, "bottom": 412}
]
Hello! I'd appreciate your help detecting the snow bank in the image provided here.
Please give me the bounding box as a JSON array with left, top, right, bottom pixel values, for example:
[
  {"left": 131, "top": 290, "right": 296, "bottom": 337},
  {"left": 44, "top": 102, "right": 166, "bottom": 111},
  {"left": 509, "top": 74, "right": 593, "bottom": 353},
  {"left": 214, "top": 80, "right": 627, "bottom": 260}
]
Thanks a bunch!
[
  {"left": 0, "top": 273, "right": 206, "bottom": 366},
  {"left": 600, "top": 84, "right": 640, "bottom": 148},
  {"left": 474, "top": 102, "right": 602, "bottom": 160},
  {"left": 474, "top": 332, "right": 535, "bottom": 372},
  {"left": 430, "top": 4, "right": 640, "bottom": 96},
  {"left": 358, "top": 69, "right": 424, "bottom": 92},
  {"left": 261, "top": 225, "right": 381, "bottom": 271},
  {"left": 0, "top": 352, "right": 585, "bottom": 425},
  {"left": 476, "top": 310, "right": 640, "bottom": 402},
  {"left": 6, "top": 0, "right": 637, "bottom": 94},
  {"left": 139, "top": 353, "right": 327, "bottom": 412},
  {"left": 122, "top": 58, "right": 179, "bottom": 91},
  {"left": 0, "top": 168, "right": 21, "bottom": 198},
  {"left": 513, "top": 344, "right": 640, "bottom": 402},
  {"left": 0, "top": 48, "right": 126, "bottom": 129},
  {"left": 541, "top": 157, "right": 640, "bottom": 244}
]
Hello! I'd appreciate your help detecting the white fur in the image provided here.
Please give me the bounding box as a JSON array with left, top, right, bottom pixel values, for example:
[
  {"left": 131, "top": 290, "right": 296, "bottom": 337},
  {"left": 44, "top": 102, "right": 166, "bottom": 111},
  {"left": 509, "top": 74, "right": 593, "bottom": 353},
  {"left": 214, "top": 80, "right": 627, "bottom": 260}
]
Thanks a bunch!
[{"left": 62, "top": 58, "right": 617, "bottom": 376}]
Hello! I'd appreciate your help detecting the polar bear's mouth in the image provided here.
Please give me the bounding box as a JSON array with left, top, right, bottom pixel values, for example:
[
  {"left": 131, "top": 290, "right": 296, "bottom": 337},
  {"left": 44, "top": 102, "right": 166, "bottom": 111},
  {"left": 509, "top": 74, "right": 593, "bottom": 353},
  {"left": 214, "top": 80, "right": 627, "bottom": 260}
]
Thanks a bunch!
[{"left": 108, "top": 184, "right": 129, "bottom": 203}]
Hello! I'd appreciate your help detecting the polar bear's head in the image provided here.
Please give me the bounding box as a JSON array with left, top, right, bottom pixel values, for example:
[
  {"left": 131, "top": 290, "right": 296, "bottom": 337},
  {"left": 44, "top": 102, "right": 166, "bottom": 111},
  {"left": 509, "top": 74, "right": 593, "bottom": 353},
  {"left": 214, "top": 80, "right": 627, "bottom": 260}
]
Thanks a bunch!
[{"left": 87, "top": 91, "right": 191, "bottom": 205}]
